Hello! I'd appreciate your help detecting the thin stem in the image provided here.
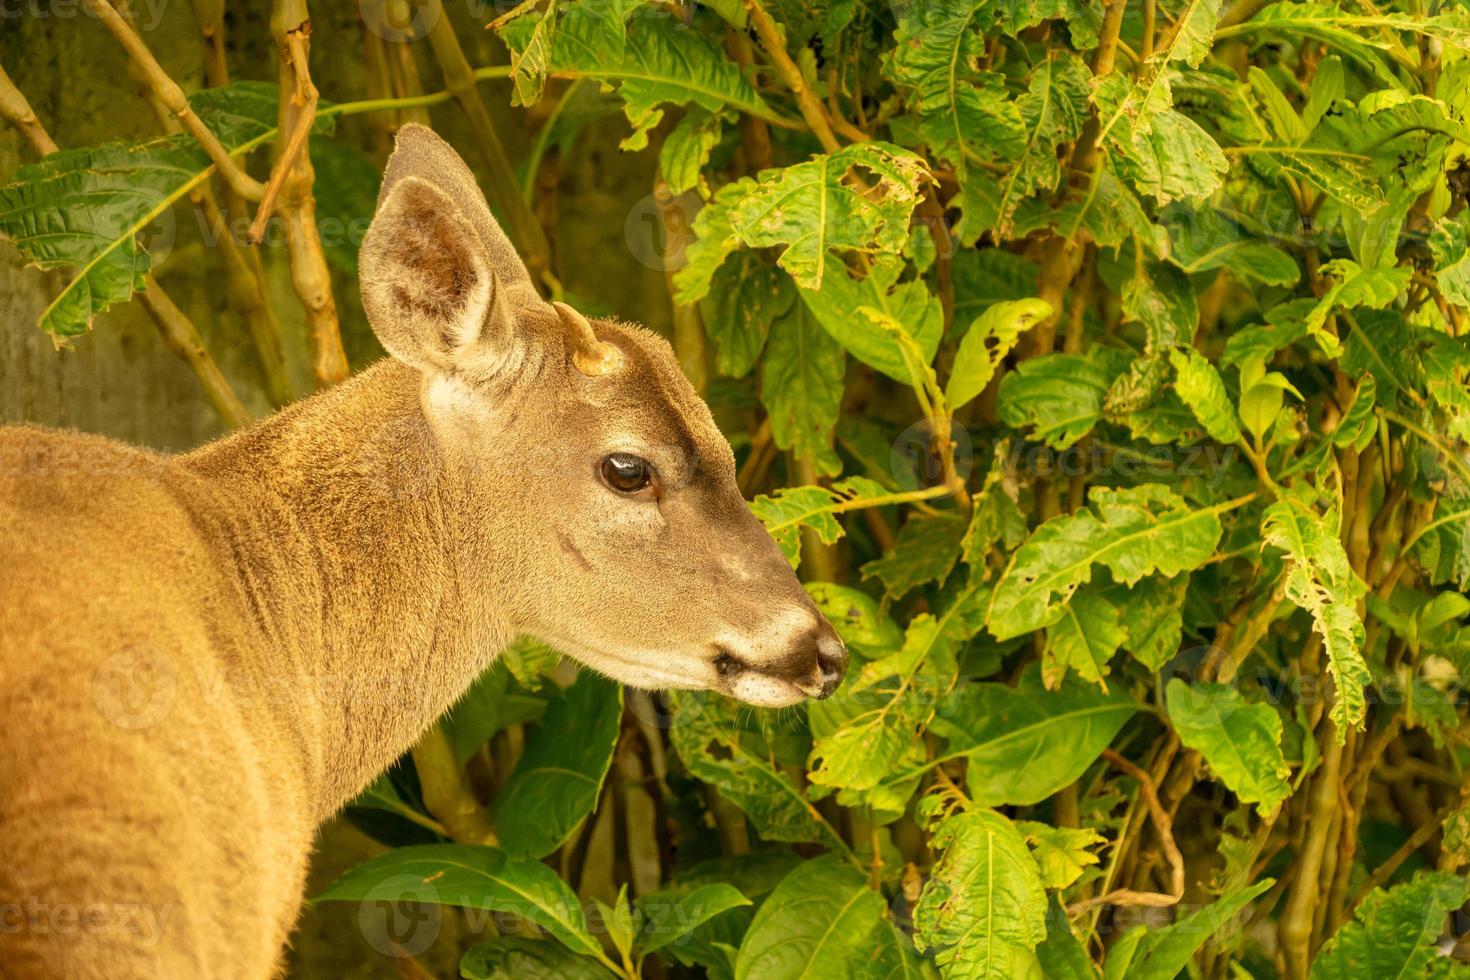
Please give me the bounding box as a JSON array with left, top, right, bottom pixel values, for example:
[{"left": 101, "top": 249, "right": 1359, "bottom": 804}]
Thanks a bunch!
[
  {"left": 1068, "top": 750, "right": 1185, "bottom": 914},
  {"left": 742, "top": 0, "right": 842, "bottom": 153},
  {"left": 83, "top": 0, "right": 264, "bottom": 200}
]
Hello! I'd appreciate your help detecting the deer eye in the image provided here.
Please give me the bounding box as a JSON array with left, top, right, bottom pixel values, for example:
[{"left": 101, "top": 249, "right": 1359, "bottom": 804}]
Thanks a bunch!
[{"left": 600, "top": 453, "right": 654, "bottom": 495}]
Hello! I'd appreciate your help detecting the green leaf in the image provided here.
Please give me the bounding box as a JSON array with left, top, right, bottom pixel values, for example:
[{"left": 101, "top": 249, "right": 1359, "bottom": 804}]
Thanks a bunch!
[
  {"left": 1117, "top": 575, "right": 1186, "bottom": 670},
  {"left": 661, "top": 108, "right": 726, "bottom": 196},
  {"left": 997, "top": 347, "right": 1129, "bottom": 450},
  {"left": 443, "top": 664, "right": 547, "bottom": 765},
  {"left": 1162, "top": 0, "right": 1224, "bottom": 68},
  {"left": 947, "top": 299, "right": 1053, "bottom": 410},
  {"left": 725, "top": 143, "right": 930, "bottom": 290},
  {"left": 1124, "top": 263, "right": 1198, "bottom": 353},
  {"left": 761, "top": 298, "right": 846, "bottom": 473},
  {"left": 992, "top": 54, "right": 1093, "bottom": 228},
  {"left": 1094, "top": 73, "right": 1228, "bottom": 206},
  {"left": 637, "top": 883, "right": 751, "bottom": 956},
  {"left": 806, "top": 581, "right": 905, "bottom": 656},
  {"left": 1311, "top": 872, "right": 1470, "bottom": 979},
  {"left": 1170, "top": 346, "right": 1243, "bottom": 444},
  {"left": 861, "top": 512, "right": 969, "bottom": 597},
  {"left": 668, "top": 693, "right": 846, "bottom": 850},
  {"left": 914, "top": 808, "right": 1048, "bottom": 978},
  {"left": 1262, "top": 498, "right": 1370, "bottom": 740},
  {"left": 1166, "top": 680, "right": 1290, "bottom": 815},
  {"left": 490, "top": 673, "right": 622, "bottom": 859},
  {"left": 701, "top": 252, "right": 794, "bottom": 377},
  {"left": 1016, "top": 822, "right": 1106, "bottom": 890},
  {"left": 808, "top": 609, "right": 964, "bottom": 792},
  {"left": 989, "top": 485, "right": 1227, "bottom": 639},
  {"left": 1036, "top": 896, "right": 1098, "bottom": 979},
  {"left": 750, "top": 477, "right": 890, "bottom": 567},
  {"left": 313, "top": 844, "right": 601, "bottom": 958},
  {"left": 461, "top": 936, "right": 616, "bottom": 980},
  {"left": 0, "top": 83, "right": 288, "bottom": 338},
  {"left": 928, "top": 664, "right": 1138, "bottom": 807},
  {"left": 736, "top": 856, "right": 925, "bottom": 979},
  {"left": 310, "top": 139, "right": 380, "bottom": 276},
  {"left": 1043, "top": 586, "right": 1127, "bottom": 689},
  {"left": 501, "top": 5, "right": 773, "bottom": 150},
  {"left": 507, "top": 0, "right": 558, "bottom": 107},
  {"left": 1120, "top": 879, "right": 1274, "bottom": 980},
  {"left": 1302, "top": 259, "right": 1412, "bottom": 357},
  {"left": 798, "top": 254, "right": 944, "bottom": 383}
]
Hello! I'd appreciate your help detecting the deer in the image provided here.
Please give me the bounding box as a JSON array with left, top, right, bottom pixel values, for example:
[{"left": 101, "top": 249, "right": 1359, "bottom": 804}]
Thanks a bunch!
[{"left": 0, "top": 124, "right": 847, "bottom": 979}]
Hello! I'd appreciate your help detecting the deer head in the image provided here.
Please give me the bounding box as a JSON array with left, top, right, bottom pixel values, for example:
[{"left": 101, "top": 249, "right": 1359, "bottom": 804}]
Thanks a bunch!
[{"left": 357, "top": 124, "right": 846, "bottom": 707}]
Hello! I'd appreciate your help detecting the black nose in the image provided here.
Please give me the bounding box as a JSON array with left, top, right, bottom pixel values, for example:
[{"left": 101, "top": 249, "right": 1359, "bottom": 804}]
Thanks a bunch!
[{"left": 803, "top": 618, "right": 847, "bottom": 699}]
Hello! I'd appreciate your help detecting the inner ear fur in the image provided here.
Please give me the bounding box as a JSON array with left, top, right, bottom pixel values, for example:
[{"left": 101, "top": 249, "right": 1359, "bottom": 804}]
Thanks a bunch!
[{"left": 359, "top": 175, "right": 511, "bottom": 374}]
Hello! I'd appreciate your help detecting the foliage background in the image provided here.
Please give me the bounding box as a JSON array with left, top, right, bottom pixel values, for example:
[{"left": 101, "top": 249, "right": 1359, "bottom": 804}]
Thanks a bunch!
[{"left": 3, "top": 0, "right": 1470, "bottom": 978}]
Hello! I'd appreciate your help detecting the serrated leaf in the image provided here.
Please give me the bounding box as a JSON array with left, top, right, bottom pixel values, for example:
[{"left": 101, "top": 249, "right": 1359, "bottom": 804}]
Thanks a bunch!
[
  {"left": 1310, "top": 872, "right": 1470, "bottom": 979},
  {"left": 997, "top": 347, "right": 1129, "bottom": 450},
  {"left": 808, "top": 602, "right": 969, "bottom": 792},
  {"left": 989, "top": 485, "right": 1227, "bottom": 639},
  {"left": 927, "top": 664, "right": 1138, "bottom": 807},
  {"left": 1016, "top": 822, "right": 1106, "bottom": 890},
  {"left": 702, "top": 252, "right": 794, "bottom": 377},
  {"left": 1043, "top": 586, "right": 1127, "bottom": 689},
  {"left": 798, "top": 254, "right": 944, "bottom": 383},
  {"left": 0, "top": 83, "right": 289, "bottom": 337},
  {"left": 313, "top": 844, "right": 601, "bottom": 958},
  {"left": 1117, "top": 575, "right": 1186, "bottom": 670},
  {"left": 861, "top": 512, "right": 969, "bottom": 597},
  {"left": 500, "top": 6, "right": 772, "bottom": 151},
  {"left": 737, "top": 856, "right": 927, "bottom": 979},
  {"left": 1170, "top": 346, "right": 1243, "bottom": 443},
  {"left": 726, "top": 143, "right": 929, "bottom": 290},
  {"left": 661, "top": 108, "right": 725, "bottom": 197},
  {"left": 914, "top": 808, "right": 1047, "bottom": 978},
  {"left": 1302, "top": 259, "right": 1411, "bottom": 357},
  {"left": 1262, "top": 498, "right": 1370, "bottom": 740},
  {"left": 992, "top": 54, "right": 1093, "bottom": 229},
  {"left": 1094, "top": 73, "right": 1228, "bottom": 206},
  {"left": 669, "top": 692, "right": 846, "bottom": 849},
  {"left": 761, "top": 298, "right": 846, "bottom": 473},
  {"left": 490, "top": 673, "right": 622, "bottom": 859},
  {"left": 1166, "top": 680, "right": 1290, "bottom": 815},
  {"left": 751, "top": 477, "right": 893, "bottom": 567},
  {"left": 1124, "top": 263, "right": 1198, "bottom": 353},
  {"left": 947, "top": 299, "right": 1053, "bottom": 410}
]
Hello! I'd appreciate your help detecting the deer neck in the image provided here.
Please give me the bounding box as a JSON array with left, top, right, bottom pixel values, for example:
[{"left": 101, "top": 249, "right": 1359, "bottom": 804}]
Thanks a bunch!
[{"left": 180, "top": 360, "right": 514, "bottom": 822}]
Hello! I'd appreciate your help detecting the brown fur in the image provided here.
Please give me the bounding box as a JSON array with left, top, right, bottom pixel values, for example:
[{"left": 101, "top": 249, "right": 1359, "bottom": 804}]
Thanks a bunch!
[{"left": 0, "top": 126, "right": 844, "bottom": 977}]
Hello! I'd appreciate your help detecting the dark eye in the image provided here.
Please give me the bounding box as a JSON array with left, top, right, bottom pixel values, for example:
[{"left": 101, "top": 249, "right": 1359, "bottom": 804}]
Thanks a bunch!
[{"left": 600, "top": 453, "right": 654, "bottom": 495}]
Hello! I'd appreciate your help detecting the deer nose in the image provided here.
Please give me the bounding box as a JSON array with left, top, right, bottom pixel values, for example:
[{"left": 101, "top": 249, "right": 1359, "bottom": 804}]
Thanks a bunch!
[{"left": 793, "top": 620, "right": 847, "bottom": 699}]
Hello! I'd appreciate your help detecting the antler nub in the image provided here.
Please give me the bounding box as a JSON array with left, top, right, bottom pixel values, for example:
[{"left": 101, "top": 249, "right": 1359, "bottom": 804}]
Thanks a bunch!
[{"left": 554, "top": 301, "right": 623, "bottom": 377}]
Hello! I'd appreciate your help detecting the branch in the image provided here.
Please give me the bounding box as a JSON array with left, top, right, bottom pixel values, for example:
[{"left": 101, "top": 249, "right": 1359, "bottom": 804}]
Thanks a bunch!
[
  {"left": 741, "top": 0, "right": 841, "bottom": 153},
  {"left": 1068, "top": 749, "right": 1186, "bottom": 914},
  {"left": 0, "top": 60, "right": 252, "bottom": 429},
  {"left": 266, "top": 0, "right": 349, "bottom": 389},
  {"left": 82, "top": 0, "right": 264, "bottom": 201},
  {"left": 0, "top": 63, "right": 56, "bottom": 155},
  {"left": 410, "top": 722, "right": 497, "bottom": 845},
  {"left": 422, "top": 0, "right": 555, "bottom": 286}
]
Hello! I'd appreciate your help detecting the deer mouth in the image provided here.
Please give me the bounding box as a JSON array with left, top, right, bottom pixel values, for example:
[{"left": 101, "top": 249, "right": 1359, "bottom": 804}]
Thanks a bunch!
[{"left": 713, "top": 646, "right": 825, "bottom": 707}]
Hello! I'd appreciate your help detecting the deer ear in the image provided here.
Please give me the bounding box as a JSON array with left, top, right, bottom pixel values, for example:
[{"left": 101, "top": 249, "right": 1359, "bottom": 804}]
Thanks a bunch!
[{"left": 359, "top": 124, "right": 542, "bottom": 377}]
